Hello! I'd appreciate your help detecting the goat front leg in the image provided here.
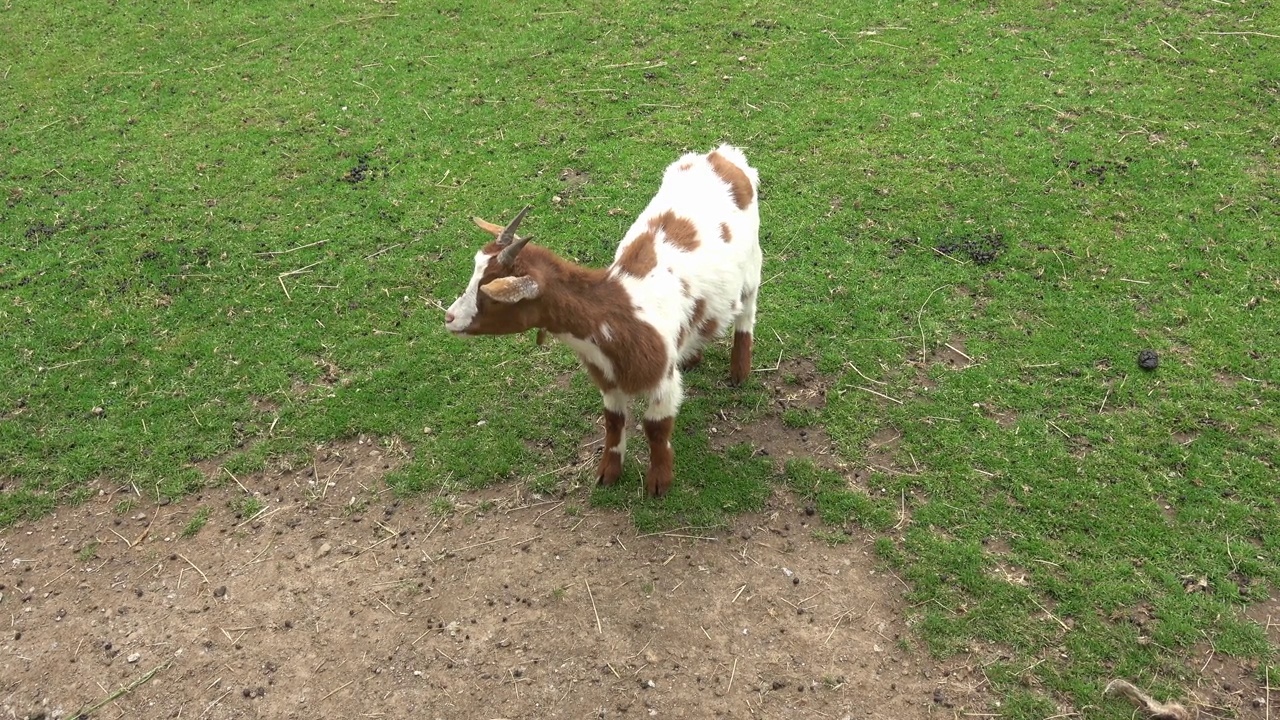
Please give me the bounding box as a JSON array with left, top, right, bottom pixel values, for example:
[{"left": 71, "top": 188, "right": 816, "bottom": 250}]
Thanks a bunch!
[
  {"left": 642, "top": 372, "right": 684, "bottom": 498},
  {"left": 597, "top": 390, "right": 629, "bottom": 486}
]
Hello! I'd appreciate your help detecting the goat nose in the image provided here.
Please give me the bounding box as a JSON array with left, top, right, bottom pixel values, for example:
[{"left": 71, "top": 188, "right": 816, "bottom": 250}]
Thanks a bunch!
[{"left": 445, "top": 311, "right": 456, "bottom": 325}]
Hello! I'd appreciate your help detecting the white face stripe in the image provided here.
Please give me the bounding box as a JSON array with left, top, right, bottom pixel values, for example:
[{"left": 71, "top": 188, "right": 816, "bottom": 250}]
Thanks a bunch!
[{"left": 445, "top": 250, "right": 493, "bottom": 333}]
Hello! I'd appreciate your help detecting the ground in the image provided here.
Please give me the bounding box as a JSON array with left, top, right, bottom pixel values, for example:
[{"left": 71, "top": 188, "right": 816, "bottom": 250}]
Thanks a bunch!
[
  {"left": 1, "top": 365, "right": 1272, "bottom": 720},
  {"left": 1, "top": 430, "right": 1002, "bottom": 720}
]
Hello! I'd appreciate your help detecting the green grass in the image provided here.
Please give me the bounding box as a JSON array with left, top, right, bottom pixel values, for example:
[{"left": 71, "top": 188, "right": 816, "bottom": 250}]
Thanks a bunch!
[
  {"left": 180, "top": 507, "right": 211, "bottom": 539},
  {"left": 2, "top": 0, "right": 1277, "bottom": 716}
]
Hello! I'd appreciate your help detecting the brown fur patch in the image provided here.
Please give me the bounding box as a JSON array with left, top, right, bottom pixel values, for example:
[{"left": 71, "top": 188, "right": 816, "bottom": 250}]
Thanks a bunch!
[
  {"left": 462, "top": 243, "right": 667, "bottom": 395},
  {"left": 643, "top": 417, "right": 675, "bottom": 497},
  {"left": 699, "top": 318, "right": 720, "bottom": 340},
  {"left": 616, "top": 231, "right": 658, "bottom": 277},
  {"left": 649, "top": 211, "right": 700, "bottom": 251},
  {"left": 689, "top": 298, "right": 708, "bottom": 328},
  {"left": 708, "top": 151, "right": 754, "bottom": 210},
  {"left": 720, "top": 222, "right": 733, "bottom": 243},
  {"left": 730, "top": 331, "right": 753, "bottom": 385},
  {"left": 678, "top": 162, "right": 693, "bottom": 171}
]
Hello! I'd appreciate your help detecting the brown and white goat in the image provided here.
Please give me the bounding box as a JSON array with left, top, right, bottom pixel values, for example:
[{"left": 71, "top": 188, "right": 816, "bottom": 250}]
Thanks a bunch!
[{"left": 445, "top": 144, "right": 761, "bottom": 497}]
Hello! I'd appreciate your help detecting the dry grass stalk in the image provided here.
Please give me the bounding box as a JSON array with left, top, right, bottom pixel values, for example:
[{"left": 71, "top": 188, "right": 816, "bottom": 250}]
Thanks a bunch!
[
  {"left": 586, "top": 579, "right": 602, "bottom": 634},
  {"left": 1104, "top": 679, "right": 1192, "bottom": 720}
]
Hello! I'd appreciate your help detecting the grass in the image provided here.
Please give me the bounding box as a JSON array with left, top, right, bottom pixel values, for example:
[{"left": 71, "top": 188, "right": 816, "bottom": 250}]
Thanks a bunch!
[
  {"left": 180, "top": 507, "right": 211, "bottom": 539},
  {"left": 1, "top": 0, "right": 1277, "bottom": 716}
]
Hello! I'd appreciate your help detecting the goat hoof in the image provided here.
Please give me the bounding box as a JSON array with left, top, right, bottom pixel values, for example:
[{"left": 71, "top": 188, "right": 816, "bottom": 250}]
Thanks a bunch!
[
  {"left": 596, "top": 458, "right": 622, "bottom": 486},
  {"left": 644, "top": 470, "right": 672, "bottom": 498}
]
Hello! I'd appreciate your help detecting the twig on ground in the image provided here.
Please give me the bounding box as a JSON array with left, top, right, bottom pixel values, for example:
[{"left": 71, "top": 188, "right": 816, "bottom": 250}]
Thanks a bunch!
[
  {"left": 108, "top": 526, "right": 134, "bottom": 547},
  {"left": 916, "top": 284, "right": 951, "bottom": 362},
  {"left": 178, "top": 553, "right": 210, "bottom": 585},
  {"left": 336, "top": 532, "right": 398, "bottom": 565},
  {"left": 1030, "top": 596, "right": 1070, "bottom": 632},
  {"left": 255, "top": 239, "right": 327, "bottom": 256},
  {"left": 944, "top": 343, "right": 972, "bottom": 362},
  {"left": 586, "top": 579, "right": 602, "bottom": 634},
  {"left": 846, "top": 361, "right": 887, "bottom": 386},
  {"left": 440, "top": 536, "right": 509, "bottom": 556},
  {"left": 318, "top": 678, "right": 356, "bottom": 703},
  {"left": 133, "top": 504, "right": 160, "bottom": 546},
  {"left": 364, "top": 243, "right": 401, "bottom": 261},
  {"left": 1199, "top": 30, "right": 1280, "bottom": 38},
  {"left": 71, "top": 661, "right": 171, "bottom": 718},
  {"left": 222, "top": 467, "right": 250, "bottom": 494},
  {"left": 854, "top": 385, "right": 904, "bottom": 405}
]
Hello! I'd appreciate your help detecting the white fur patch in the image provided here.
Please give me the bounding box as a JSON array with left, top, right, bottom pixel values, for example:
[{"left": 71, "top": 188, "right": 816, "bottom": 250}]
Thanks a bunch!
[
  {"left": 559, "top": 334, "right": 616, "bottom": 382},
  {"left": 445, "top": 250, "right": 492, "bottom": 334}
]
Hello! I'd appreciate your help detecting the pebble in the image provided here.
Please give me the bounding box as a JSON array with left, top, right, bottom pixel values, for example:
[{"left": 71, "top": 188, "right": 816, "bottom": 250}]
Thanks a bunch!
[
  {"left": 1138, "top": 349, "right": 1159, "bottom": 370},
  {"left": 127, "top": 653, "right": 140, "bottom": 663}
]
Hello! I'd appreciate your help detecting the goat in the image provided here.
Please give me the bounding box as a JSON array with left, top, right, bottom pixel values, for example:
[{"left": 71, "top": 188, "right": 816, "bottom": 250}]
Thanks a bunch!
[{"left": 444, "top": 144, "right": 761, "bottom": 497}]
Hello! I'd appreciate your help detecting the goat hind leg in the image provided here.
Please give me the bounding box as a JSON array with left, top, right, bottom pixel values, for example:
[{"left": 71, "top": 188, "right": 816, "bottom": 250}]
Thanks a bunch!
[{"left": 730, "top": 288, "right": 758, "bottom": 386}]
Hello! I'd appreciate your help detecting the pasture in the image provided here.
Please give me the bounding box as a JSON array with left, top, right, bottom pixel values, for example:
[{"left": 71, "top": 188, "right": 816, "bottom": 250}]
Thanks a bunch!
[{"left": 2, "top": 1, "right": 1277, "bottom": 717}]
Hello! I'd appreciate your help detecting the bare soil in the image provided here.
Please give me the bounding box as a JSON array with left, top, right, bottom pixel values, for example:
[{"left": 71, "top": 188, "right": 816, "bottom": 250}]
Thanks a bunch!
[
  {"left": 2, "top": 359, "right": 1271, "bottom": 719},
  {"left": 1, "top": 434, "right": 993, "bottom": 720}
]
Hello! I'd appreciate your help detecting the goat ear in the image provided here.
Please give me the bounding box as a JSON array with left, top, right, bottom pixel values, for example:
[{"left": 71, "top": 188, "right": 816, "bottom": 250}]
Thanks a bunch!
[
  {"left": 472, "top": 216, "right": 506, "bottom": 237},
  {"left": 480, "top": 275, "right": 540, "bottom": 303}
]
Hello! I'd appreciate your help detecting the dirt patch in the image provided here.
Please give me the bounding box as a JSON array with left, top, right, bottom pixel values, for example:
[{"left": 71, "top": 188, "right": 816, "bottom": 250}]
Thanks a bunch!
[
  {"left": 1243, "top": 593, "right": 1280, "bottom": 647},
  {"left": 339, "top": 154, "right": 387, "bottom": 184},
  {"left": 710, "top": 358, "right": 844, "bottom": 472},
  {"left": 934, "top": 233, "right": 1005, "bottom": 265},
  {"left": 927, "top": 336, "right": 975, "bottom": 370},
  {"left": 558, "top": 167, "right": 590, "bottom": 190},
  {"left": 985, "top": 408, "right": 1018, "bottom": 429},
  {"left": 863, "top": 427, "right": 902, "bottom": 476},
  {"left": 0, "top": 444, "right": 995, "bottom": 720},
  {"left": 1187, "top": 644, "right": 1273, "bottom": 719}
]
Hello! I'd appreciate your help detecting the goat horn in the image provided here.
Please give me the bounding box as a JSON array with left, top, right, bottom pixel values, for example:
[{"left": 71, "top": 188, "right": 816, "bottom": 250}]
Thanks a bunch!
[
  {"left": 497, "top": 234, "right": 534, "bottom": 268},
  {"left": 496, "top": 205, "right": 533, "bottom": 247}
]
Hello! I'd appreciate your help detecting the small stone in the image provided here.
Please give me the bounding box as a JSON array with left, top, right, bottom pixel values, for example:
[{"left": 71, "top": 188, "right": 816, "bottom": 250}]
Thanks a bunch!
[
  {"left": 127, "top": 653, "right": 140, "bottom": 663},
  {"left": 1138, "top": 349, "right": 1159, "bottom": 370},
  {"left": 213, "top": 586, "right": 227, "bottom": 598},
  {"left": 317, "top": 543, "right": 332, "bottom": 557}
]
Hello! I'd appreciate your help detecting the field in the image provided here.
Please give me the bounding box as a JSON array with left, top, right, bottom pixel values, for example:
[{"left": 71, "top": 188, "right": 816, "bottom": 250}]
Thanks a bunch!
[{"left": 1, "top": 1, "right": 1277, "bottom": 717}]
